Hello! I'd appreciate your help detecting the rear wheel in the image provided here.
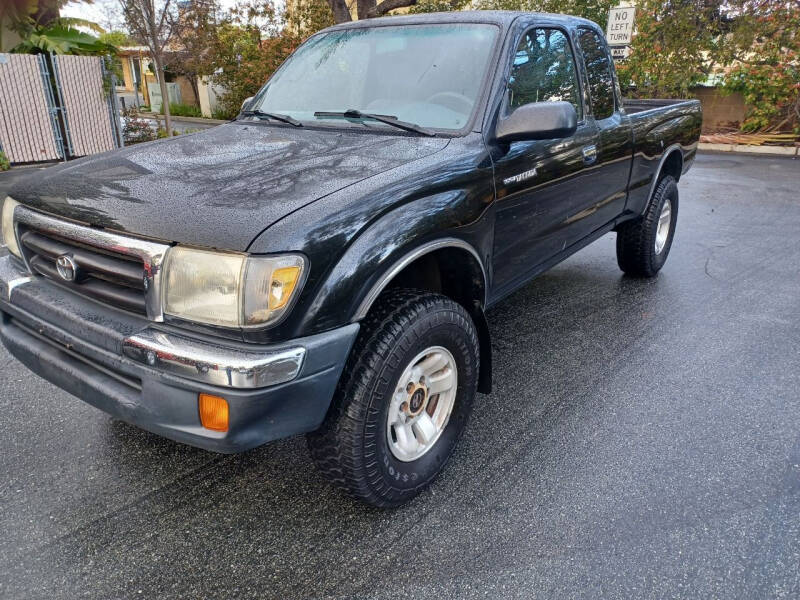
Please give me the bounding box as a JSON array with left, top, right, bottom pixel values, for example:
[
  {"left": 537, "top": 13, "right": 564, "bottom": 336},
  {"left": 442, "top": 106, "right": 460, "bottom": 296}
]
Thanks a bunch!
[
  {"left": 616, "top": 174, "right": 679, "bottom": 277},
  {"left": 307, "top": 289, "right": 479, "bottom": 508}
]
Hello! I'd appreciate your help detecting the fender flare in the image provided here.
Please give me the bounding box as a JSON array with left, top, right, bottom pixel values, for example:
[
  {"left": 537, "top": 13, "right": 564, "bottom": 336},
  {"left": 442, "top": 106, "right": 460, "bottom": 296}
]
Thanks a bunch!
[
  {"left": 353, "top": 237, "right": 488, "bottom": 321},
  {"left": 352, "top": 236, "right": 493, "bottom": 394},
  {"left": 645, "top": 143, "right": 683, "bottom": 206}
]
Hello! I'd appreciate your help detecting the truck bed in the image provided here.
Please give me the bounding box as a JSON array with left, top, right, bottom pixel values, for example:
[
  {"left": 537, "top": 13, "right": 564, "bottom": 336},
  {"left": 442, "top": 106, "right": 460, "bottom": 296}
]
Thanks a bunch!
[{"left": 623, "top": 98, "right": 697, "bottom": 115}]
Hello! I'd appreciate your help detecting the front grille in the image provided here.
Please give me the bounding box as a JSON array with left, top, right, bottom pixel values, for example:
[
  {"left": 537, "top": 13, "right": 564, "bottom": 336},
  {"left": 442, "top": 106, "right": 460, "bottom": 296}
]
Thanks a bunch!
[{"left": 19, "top": 227, "right": 147, "bottom": 315}]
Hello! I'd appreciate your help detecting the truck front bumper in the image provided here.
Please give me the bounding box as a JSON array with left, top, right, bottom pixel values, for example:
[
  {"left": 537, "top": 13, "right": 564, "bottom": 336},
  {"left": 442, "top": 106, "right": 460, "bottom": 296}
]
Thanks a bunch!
[{"left": 0, "top": 255, "right": 358, "bottom": 453}]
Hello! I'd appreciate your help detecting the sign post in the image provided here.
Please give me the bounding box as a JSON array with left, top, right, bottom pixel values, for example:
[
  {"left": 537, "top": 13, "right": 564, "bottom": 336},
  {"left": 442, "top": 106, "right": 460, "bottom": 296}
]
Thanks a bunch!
[{"left": 606, "top": 4, "right": 635, "bottom": 62}]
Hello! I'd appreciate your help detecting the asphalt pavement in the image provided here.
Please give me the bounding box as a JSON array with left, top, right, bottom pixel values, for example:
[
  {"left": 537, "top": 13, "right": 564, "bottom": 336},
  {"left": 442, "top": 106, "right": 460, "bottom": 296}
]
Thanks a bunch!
[{"left": 1, "top": 152, "right": 799, "bottom": 599}]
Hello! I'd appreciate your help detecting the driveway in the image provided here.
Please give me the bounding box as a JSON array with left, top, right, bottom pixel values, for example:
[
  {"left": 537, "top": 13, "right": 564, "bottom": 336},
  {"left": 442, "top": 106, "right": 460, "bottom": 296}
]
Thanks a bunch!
[{"left": 1, "top": 152, "right": 799, "bottom": 599}]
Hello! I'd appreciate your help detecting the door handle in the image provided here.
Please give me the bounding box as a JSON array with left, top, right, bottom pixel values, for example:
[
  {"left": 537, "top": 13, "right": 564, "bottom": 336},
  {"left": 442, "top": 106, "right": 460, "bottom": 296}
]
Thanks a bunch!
[{"left": 582, "top": 144, "right": 598, "bottom": 165}]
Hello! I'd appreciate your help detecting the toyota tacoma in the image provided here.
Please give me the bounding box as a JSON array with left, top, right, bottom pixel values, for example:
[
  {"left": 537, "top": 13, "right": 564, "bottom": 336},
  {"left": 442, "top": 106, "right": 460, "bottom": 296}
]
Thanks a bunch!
[{"left": 0, "top": 11, "right": 701, "bottom": 507}]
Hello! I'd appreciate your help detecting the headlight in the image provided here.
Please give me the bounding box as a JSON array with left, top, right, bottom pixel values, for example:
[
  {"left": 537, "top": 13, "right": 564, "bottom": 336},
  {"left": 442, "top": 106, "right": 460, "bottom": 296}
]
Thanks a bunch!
[
  {"left": 1, "top": 197, "right": 22, "bottom": 258},
  {"left": 163, "top": 246, "right": 305, "bottom": 328}
]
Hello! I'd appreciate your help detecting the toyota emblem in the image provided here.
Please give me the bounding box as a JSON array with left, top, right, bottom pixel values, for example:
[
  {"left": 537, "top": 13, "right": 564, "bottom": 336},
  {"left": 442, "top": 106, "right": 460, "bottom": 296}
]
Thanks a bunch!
[{"left": 56, "top": 255, "right": 78, "bottom": 282}]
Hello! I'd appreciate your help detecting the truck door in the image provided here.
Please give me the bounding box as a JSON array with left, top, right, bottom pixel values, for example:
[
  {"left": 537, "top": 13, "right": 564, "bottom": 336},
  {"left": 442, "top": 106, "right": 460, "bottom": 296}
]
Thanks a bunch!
[
  {"left": 571, "top": 27, "right": 633, "bottom": 232},
  {"left": 491, "top": 25, "right": 600, "bottom": 299}
]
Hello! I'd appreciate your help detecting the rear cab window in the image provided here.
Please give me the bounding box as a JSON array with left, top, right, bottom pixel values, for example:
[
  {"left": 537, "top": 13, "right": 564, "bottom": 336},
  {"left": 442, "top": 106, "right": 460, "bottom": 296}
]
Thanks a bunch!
[{"left": 576, "top": 28, "right": 616, "bottom": 120}]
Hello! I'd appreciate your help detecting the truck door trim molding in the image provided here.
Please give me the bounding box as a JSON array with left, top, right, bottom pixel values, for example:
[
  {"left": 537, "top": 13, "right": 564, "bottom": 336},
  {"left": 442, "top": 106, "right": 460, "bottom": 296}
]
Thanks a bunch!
[
  {"left": 354, "top": 237, "right": 488, "bottom": 321},
  {"left": 647, "top": 143, "right": 683, "bottom": 205}
]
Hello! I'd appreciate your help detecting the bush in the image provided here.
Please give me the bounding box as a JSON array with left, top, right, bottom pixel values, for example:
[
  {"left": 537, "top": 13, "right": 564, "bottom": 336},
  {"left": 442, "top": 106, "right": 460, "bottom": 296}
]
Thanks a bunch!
[
  {"left": 0, "top": 151, "right": 10, "bottom": 171},
  {"left": 211, "top": 106, "right": 236, "bottom": 120},
  {"left": 169, "top": 102, "right": 202, "bottom": 118},
  {"left": 121, "top": 108, "right": 157, "bottom": 144}
]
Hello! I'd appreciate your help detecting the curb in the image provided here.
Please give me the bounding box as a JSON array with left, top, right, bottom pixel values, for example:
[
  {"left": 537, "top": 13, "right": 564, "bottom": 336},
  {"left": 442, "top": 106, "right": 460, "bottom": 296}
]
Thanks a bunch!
[
  {"left": 699, "top": 142, "right": 798, "bottom": 157},
  {"left": 140, "top": 113, "right": 227, "bottom": 126}
]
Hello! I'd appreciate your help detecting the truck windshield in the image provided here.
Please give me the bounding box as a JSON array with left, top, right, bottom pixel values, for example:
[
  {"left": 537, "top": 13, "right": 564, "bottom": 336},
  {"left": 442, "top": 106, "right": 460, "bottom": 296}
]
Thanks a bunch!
[{"left": 249, "top": 23, "right": 499, "bottom": 132}]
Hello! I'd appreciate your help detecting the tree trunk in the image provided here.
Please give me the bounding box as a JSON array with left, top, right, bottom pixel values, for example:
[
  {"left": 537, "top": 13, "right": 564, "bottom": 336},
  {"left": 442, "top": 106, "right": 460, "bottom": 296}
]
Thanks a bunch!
[
  {"left": 189, "top": 74, "right": 200, "bottom": 108},
  {"left": 34, "top": 0, "right": 61, "bottom": 26},
  {"left": 357, "top": 0, "right": 376, "bottom": 20},
  {"left": 153, "top": 52, "right": 172, "bottom": 135},
  {"left": 327, "top": 0, "right": 352, "bottom": 24},
  {"left": 367, "top": 0, "right": 418, "bottom": 18}
]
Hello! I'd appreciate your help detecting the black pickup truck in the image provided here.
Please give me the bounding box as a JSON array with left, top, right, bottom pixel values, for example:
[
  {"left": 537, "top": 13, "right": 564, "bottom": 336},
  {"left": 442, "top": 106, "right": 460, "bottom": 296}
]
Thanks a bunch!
[{"left": 0, "top": 11, "right": 700, "bottom": 507}]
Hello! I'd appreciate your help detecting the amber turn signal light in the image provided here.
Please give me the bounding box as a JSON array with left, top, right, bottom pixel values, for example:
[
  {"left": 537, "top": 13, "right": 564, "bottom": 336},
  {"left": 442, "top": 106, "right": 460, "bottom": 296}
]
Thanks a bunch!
[{"left": 199, "top": 393, "right": 229, "bottom": 432}]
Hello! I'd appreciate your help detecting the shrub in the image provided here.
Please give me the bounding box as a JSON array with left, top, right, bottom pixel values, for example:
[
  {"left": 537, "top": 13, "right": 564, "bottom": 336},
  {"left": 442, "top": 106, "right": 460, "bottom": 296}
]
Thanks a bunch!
[
  {"left": 211, "top": 106, "right": 236, "bottom": 120},
  {"left": 121, "top": 108, "right": 157, "bottom": 144},
  {"left": 0, "top": 151, "right": 10, "bottom": 171},
  {"left": 722, "top": 3, "right": 800, "bottom": 133},
  {"left": 169, "top": 102, "right": 202, "bottom": 118}
]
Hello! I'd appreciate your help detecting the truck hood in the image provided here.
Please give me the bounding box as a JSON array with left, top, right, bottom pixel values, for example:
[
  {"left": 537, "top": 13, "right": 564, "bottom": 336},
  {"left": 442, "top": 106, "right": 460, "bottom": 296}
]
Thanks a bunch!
[{"left": 9, "top": 123, "right": 449, "bottom": 251}]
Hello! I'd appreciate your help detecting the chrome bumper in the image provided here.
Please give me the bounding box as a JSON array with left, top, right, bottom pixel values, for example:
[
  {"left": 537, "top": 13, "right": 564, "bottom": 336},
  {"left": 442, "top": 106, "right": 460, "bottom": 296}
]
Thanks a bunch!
[{"left": 122, "top": 329, "right": 304, "bottom": 389}]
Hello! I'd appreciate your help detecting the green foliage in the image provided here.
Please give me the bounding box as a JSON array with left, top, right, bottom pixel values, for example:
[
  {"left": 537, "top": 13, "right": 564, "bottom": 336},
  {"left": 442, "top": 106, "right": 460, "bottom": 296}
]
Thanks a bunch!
[
  {"left": 169, "top": 102, "right": 202, "bottom": 117},
  {"left": 615, "top": 0, "right": 725, "bottom": 99},
  {"left": 98, "top": 30, "right": 132, "bottom": 47},
  {"left": 409, "top": 0, "right": 471, "bottom": 14},
  {"left": 0, "top": 151, "right": 10, "bottom": 172},
  {"left": 475, "top": 0, "right": 616, "bottom": 30},
  {"left": 211, "top": 106, "right": 236, "bottom": 120},
  {"left": 722, "top": 2, "right": 800, "bottom": 133},
  {"left": 205, "top": 1, "right": 304, "bottom": 118},
  {"left": 165, "top": 0, "right": 218, "bottom": 101},
  {"left": 12, "top": 24, "right": 117, "bottom": 55},
  {"left": 284, "top": 0, "right": 334, "bottom": 36}
]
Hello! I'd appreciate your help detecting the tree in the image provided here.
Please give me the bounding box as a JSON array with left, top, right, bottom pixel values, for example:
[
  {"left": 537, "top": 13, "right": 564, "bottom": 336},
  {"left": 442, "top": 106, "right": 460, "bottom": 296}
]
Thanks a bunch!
[
  {"left": 285, "top": 0, "right": 334, "bottom": 36},
  {"left": 614, "top": 0, "right": 729, "bottom": 99},
  {"left": 722, "top": 1, "right": 800, "bottom": 132},
  {"left": 121, "top": 0, "right": 175, "bottom": 134},
  {"left": 166, "top": 0, "right": 219, "bottom": 105},
  {"left": 325, "top": 0, "right": 420, "bottom": 24},
  {"left": 476, "top": 0, "right": 616, "bottom": 28},
  {"left": 206, "top": 1, "right": 301, "bottom": 118},
  {"left": 92, "top": 0, "right": 128, "bottom": 32},
  {"left": 98, "top": 29, "right": 131, "bottom": 46}
]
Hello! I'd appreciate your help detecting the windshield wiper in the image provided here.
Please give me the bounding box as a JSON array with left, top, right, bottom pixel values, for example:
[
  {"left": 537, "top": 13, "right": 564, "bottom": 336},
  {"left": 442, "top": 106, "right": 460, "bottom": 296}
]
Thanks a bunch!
[
  {"left": 241, "top": 109, "right": 303, "bottom": 127},
  {"left": 313, "top": 109, "right": 436, "bottom": 137}
]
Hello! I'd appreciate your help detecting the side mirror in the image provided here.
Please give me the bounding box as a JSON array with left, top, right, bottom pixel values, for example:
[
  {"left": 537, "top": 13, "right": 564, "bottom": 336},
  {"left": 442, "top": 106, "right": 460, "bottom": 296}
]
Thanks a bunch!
[
  {"left": 495, "top": 101, "right": 578, "bottom": 143},
  {"left": 241, "top": 96, "right": 255, "bottom": 112}
]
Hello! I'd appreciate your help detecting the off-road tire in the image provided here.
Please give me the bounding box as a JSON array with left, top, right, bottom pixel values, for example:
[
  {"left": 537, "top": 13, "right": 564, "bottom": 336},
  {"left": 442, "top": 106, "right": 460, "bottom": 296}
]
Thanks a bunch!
[
  {"left": 307, "top": 289, "right": 479, "bottom": 508},
  {"left": 616, "top": 174, "right": 679, "bottom": 277}
]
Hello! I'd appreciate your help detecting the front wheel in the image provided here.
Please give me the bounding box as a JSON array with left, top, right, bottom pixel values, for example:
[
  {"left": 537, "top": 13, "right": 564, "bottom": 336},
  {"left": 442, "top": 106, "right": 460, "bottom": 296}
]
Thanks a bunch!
[
  {"left": 307, "top": 289, "right": 479, "bottom": 508},
  {"left": 616, "top": 175, "right": 679, "bottom": 277}
]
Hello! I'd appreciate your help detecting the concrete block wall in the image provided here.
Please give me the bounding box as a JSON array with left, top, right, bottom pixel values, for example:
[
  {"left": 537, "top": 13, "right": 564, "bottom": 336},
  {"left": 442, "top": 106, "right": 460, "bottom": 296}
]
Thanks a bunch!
[{"left": 692, "top": 87, "right": 747, "bottom": 133}]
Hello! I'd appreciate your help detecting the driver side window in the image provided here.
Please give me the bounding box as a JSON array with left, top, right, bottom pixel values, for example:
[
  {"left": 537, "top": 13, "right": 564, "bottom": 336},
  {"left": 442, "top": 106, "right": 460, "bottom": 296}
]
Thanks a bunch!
[{"left": 508, "top": 27, "right": 582, "bottom": 119}]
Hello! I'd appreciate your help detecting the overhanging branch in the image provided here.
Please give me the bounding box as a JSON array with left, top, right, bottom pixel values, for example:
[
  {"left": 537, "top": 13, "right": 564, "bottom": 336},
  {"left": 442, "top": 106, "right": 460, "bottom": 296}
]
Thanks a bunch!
[{"left": 367, "top": 0, "right": 418, "bottom": 18}]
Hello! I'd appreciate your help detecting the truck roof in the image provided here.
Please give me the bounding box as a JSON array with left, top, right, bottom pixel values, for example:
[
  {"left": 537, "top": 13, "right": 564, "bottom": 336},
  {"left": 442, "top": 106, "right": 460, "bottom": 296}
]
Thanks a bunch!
[{"left": 325, "top": 10, "right": 600, "bottom": 33}]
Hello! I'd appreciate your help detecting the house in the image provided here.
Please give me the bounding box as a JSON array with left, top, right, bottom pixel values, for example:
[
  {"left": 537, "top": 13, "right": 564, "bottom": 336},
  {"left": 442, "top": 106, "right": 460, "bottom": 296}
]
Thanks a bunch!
[
  {"left": 116, "top": 45, "right": 221, "bottom": 117},
  {"left": 116, "top": 46, "right": 151, "bottom": 109}
]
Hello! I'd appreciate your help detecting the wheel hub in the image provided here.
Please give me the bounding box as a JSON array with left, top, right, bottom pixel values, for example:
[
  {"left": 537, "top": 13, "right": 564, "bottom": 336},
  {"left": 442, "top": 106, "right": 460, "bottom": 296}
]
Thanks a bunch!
[
  {"left": 655, "top": 198, "right": 672, "bottom": 255},
  {"left": 407, "top": 386, "right": 427, "bottom": 415},
  {"left": 386, "top": 346, "right": 458, "bottom": 462}
]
